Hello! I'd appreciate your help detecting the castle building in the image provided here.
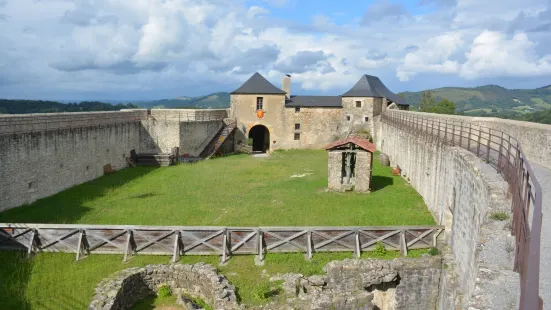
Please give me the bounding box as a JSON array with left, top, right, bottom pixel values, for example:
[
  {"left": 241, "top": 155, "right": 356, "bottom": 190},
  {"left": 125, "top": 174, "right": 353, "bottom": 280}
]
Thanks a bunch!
[{"left": 229, "top": 72, "right": 408, "bottom": 152}]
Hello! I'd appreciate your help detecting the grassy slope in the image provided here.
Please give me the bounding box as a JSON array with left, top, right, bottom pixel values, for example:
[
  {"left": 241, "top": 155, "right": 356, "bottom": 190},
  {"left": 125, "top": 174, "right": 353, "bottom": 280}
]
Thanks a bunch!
[
  {"left": 0, "top": 150, "right": 435, "bottom": 309},
  {"left": 0, "top": 150, "right": 434, "bottom": 226}
]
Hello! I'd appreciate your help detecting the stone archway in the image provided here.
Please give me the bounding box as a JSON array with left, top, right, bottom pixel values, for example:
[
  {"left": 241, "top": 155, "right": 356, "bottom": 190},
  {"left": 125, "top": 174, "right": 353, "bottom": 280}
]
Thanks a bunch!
[{"left": 248, "top": 125, "right": 270, "bottom": 152}]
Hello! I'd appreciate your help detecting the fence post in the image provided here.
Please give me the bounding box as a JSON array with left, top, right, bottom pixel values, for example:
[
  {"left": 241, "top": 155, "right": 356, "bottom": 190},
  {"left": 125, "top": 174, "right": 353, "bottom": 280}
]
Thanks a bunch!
[
  {"left": 75, "top": 229, "right": 89, "bottom": 261},
  {"left": 355, "top": 230, "right": 361, "bottom": 258},
  {"left": 257, "top": 229, "right": 265, "bottom": 262},
  {"left": 400, "top": 230, "right": 408, "bottom": 256},
  {"left": 123, "top": 230, "right": 134, "bottom": 262},
  {"left": 27, "top": 229, "right": 37, "bottom": 258},
  {"left": 467, "top": 126, "right": 472, "bottom": 151},
  {"left": 172, "top": 231, "right": 181, "bottom": 263},
  {"left": 498, "top": 132, "right": 504, "bottom": 172},
  {"left": 307, "top": 230, "right": 313, "bottom": 260},
  {"left": 222, "top": 229, "right": 230, "bottom": 263},
  {"left": 477, "top": 129, "right": 482, "bottom": 157}
]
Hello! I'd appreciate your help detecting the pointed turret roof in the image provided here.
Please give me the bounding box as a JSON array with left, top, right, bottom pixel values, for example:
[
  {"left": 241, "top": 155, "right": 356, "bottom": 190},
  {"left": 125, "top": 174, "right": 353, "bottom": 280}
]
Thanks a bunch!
[
  {"left": 230, "top": 72, "right": 286, "bottom": 95},
  {"left": 341, "top": 75, "right": 408, "bottom": 106}
]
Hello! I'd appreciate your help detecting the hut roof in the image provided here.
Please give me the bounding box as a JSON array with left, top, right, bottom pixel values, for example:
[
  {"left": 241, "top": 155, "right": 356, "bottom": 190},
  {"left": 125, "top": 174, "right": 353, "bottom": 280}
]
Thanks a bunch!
[{"left": 325, "top": 136, "right": 376, "bottom": 153}]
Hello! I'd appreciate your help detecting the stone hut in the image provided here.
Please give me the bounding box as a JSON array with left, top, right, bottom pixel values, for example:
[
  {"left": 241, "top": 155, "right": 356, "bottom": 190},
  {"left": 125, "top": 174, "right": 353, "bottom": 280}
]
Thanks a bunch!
[{"left": 325, "top": 136, "right": 375, "bottom": 193}]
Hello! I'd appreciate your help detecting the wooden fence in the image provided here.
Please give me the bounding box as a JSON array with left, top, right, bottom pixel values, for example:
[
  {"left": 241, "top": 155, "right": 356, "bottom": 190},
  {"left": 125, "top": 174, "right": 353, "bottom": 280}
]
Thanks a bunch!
[{"left": 0, "top": 223, "right": 443, "bottom": 263}]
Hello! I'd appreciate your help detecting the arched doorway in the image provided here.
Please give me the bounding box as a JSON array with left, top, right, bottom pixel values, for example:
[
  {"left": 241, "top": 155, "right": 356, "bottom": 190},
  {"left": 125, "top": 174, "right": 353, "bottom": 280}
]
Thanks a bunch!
[{"left": 248, "top": 125, "right": 270, "bottom": 153}]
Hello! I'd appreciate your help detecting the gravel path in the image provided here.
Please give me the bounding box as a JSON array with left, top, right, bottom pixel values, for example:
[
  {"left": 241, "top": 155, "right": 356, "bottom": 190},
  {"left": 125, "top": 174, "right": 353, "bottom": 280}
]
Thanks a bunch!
[{"left": 531, "top": 162, "right": 550, "bottom": 309}]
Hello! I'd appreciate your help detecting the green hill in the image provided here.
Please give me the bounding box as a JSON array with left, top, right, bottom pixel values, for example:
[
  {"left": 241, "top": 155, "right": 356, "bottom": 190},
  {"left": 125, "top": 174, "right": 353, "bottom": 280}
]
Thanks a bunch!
[
  {"left": 399, "top": 84, "right": 551, "bottom": 116},
  {"left": 137, "top": 92, "right": 230, "bottom": 109},
  {"left": 0, "top": 100, "right": 138, "bottom": 114}
]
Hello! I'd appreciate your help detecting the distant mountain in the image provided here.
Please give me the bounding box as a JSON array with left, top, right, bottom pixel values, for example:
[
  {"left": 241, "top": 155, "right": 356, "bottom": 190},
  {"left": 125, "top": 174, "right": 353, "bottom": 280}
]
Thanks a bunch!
[
  {"left": 399, "top": 85, "right": 551, "bottom": 116},
  {"left": 0, "top": 100, "right": 138, "bottom": 114},
  {"left": 136, "top": 92, "right": 230, "bottom": 109}
]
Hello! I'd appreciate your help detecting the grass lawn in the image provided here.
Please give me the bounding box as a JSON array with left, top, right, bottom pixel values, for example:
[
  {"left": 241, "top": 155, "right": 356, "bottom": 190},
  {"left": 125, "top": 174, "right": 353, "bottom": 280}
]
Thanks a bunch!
[
  {"left": 0, "top": 150, "right": 434, "bottom": 226},
  {"left": 0, "top": 150, "right": 436, "bottom": 309}
]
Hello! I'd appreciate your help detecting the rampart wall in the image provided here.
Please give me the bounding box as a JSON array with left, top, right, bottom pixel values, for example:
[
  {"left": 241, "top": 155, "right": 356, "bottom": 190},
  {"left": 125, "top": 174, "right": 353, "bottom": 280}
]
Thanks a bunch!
[
  {"left": 379, "top": 112, "right": 520, "bottom": 309},
  {"left": 389, "top": 111, "right": 551, "bottom": 169},
  {"left": 0, "top": 111, "right": 146, "bottom": 211},
  {"left": 0, "top": 109, "right": 228, "bottom": 211}
]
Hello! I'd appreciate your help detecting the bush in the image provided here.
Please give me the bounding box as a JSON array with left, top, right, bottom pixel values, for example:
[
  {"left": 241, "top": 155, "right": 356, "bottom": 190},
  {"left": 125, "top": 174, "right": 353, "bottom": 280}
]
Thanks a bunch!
[
  {"left": 428, "top": 247, "right": 439, "bottom": 256},
  {"left": 372, "top": 241, "right": 387, "bottom": 256},
  {"left": 253, "top": 281, "right": 281, "bottom": 301},
  {"left": 489, "top": 211, "right": 509, "bottom": 221},
  {"left": 157, "top": 285, "right": 171, "bottom": 298}
]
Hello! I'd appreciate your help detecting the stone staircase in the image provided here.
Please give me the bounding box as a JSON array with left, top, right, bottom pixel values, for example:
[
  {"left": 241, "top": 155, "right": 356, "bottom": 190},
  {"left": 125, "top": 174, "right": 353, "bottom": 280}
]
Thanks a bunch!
[
  {"left": 134, "top": 153, "right": 175, "bottom": 166},
  {"left": 200, "top": 119, "right": 237, "bottom": 159}
]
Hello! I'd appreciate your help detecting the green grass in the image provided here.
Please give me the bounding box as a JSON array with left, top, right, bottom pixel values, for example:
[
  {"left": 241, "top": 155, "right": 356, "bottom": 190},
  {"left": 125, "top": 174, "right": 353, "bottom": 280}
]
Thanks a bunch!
[
  {"left": 0, "top": 150, "right": 434, "bottom": 226},
  {"left": 131, "top": 294, "right": 180, "bottom": 310},
  {"left": 530, "top": 97, "right": 551, "bottom": 109},
  {"left": 489, "top": 211, "right": 510, "bottom": 221},
  {"left": 0, "top": 249, "right": 433, "bottom": 309},
  {"left": 0, "top": 150, "right": 436, "bottom": 309}
]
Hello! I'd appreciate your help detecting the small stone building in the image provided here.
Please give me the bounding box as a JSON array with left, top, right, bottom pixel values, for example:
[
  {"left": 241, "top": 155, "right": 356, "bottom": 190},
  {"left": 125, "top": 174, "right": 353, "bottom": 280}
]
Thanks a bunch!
[{"left": 325, "top": 136, "right": 376, "bottom": 193}]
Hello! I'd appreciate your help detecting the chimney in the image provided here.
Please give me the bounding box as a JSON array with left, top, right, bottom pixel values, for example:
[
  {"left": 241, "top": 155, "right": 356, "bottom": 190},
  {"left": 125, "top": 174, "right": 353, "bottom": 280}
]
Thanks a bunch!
[{"left": 282, "top": 74, "right": 291, "bottom": 99}]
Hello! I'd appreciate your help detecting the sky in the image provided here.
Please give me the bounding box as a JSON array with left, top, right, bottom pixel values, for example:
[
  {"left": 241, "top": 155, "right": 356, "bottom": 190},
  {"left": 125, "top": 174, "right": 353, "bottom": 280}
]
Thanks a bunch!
[{"left": 1, "top": 0, "right": 551, "bottom": 101}]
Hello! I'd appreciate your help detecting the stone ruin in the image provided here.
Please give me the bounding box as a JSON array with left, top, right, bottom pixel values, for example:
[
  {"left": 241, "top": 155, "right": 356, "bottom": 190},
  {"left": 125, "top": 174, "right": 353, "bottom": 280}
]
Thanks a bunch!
[
  {"left": 88, "top": 263, "right": 238, "bottom": 310},
  {"left": 89, "top": 256, "right": 441, "bottom": 310}
]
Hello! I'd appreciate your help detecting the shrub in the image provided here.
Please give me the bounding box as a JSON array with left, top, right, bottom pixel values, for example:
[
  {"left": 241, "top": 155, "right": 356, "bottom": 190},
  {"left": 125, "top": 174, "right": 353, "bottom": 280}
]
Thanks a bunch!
[
  {"left": 157, "top": 285, "right": 171, "bottom": 298},
  {"left": 253, "top": 281, "right": 281, "bottom": 301},
  {"left": 428, "top": 247, "right": 439, "bottom": 256},
  {"left": 489, "top": 211, "right": 509, "bottom": 221},
  {"left": 372, "top": 241, "right": 387, "bottom": 256}
]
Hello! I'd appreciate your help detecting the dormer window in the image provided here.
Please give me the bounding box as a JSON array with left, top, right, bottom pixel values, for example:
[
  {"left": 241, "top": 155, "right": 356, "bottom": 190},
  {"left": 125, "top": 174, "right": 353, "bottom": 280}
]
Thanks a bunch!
[{"left": 256, "top": 97, "right": 263, "bottom": 111}]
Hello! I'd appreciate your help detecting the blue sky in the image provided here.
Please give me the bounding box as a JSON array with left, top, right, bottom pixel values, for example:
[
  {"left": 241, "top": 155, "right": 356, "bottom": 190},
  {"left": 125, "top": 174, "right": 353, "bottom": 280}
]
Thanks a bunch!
[{"left": 1, "top": 0, "right": 551, "bottom": 101}]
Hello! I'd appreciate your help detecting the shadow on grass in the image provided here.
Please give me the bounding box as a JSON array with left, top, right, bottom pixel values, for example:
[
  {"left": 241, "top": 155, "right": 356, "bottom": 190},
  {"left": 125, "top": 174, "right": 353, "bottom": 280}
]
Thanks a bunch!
[
  {"left": 0, "top": 167, "right": 157, "bottom": 224},
  {"left": 371, "top": 176, "right": 394, "bottom": 192}
]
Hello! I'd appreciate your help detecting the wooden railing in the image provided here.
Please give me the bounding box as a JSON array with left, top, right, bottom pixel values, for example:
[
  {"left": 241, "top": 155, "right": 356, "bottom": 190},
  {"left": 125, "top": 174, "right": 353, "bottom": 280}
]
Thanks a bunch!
[
  {"left": 382, "top": 110, "right": 543, "bottom": 310},
  {"left": 0, "top": 223, "right": 443, "bottom": 263}
]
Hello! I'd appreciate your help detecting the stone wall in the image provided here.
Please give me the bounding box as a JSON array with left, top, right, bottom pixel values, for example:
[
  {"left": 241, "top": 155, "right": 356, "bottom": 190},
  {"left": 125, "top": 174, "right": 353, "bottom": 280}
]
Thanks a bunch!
[
  {"left": 139, "top": 109, "right": 227, "bottom": 156},
  {"left": 391, "top": 111, "right": 551, "bottom": 169},
  {"left": 0, "top": 111, "right": 144, "bottom": 211},
  {"left": 89, "top": 263, "right": 238, "bottom": 310},
  {"left": 379, "top": 116, "right": 520, "bottom": 309},
  {"left": 267, "top": 256, "right": 441, "bottom": 310}
]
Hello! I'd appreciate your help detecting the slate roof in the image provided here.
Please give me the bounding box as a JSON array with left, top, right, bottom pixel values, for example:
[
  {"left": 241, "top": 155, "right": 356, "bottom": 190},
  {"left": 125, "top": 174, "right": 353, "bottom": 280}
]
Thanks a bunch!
[
  {"left": 230, "top": 72, "right": 286, "bottom": 95},
  {"left": 285, "top": 96, "right": 342, "bottom": 108},
  {"left": 341, "top": 75, "right": 408, "bottom": 106},
  {"left": 325, "top": 136, "right": 376, "bottom": 153}
]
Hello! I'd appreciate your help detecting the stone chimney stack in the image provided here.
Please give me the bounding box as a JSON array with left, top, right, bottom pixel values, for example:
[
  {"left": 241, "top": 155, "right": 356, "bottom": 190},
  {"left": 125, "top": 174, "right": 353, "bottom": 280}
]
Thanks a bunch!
[{"left": 282, "top": 74, "right": 291, "bottom": 99}]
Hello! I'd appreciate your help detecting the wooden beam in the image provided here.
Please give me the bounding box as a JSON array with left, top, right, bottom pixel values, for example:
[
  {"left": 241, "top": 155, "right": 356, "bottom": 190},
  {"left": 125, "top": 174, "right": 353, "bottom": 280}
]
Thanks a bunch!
[
  {"left": 257, "top": 230, "right": 264, "bottom": 262},
  {"left": 172, "top": 231, "right": 182, "bottom": 263},
  {"left": 230, "top": 231, "right": 256, "bottom": 252},
  {"left": 265, "top": 230, "right": 307, "bottom": 251},
  {"left": 37, "top": 228, "right": 80, "bottom": 251},
  {"left": 75, "top": 230, "right": 89, "bottom": 261},
  {"left": 0, "top": 228, "right": 32, "bottom": 245},
  {"left": 180, "top": 230, "right": 224, "bottom": 253},
  {"left": 312, "top": 230, "right": 355, "bottom": 250},
  {"left": 307, "top": 230, "right": 312, "bottom": 260},
  {"left": 355, "top": 230, "right": 361, "bottom": 258},
  {"left": 406, "top": 229, "right": 434, "bottom": 248},
  {"left": 360, "top": 230, "right": 401, "bottom": 250},
  {"left": 86, "top": 229, "right": 127, "bottom": 251},
  {"left": 134, "top": 230, "right": 176, "bottom": 252},
  {"left": 27, "top": 230, "right": 37, "bottom": 258}
]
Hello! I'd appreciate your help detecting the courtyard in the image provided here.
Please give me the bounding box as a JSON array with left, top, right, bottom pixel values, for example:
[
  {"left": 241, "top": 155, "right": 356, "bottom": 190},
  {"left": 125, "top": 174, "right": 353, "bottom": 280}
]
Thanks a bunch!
[
  {"left": 0, "top": 150, "right": 433, "bottom": 226},
  {"left": 0, "top": 150, "right": 435, "bottom": 309}
]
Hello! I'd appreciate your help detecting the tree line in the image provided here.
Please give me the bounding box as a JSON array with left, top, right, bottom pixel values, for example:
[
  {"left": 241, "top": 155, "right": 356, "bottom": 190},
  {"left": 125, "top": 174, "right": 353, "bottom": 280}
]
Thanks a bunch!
[{"left": 0, "top": 100, "right": 138, "bottom": 114}]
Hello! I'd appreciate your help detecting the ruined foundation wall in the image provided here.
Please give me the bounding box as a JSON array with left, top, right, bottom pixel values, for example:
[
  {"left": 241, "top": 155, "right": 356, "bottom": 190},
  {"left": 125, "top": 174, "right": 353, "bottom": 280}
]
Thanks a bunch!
[
  {"left": 379, "top": 117, "right": 519, "bottom": 309},
  {"left": 0, "top": 111, "right": 145, "bottom": 211}
]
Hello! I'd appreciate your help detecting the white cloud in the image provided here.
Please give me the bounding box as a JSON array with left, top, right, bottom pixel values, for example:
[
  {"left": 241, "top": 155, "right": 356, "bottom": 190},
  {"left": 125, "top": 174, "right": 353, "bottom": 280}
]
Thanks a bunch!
[
  {"left": 0, "top": 0, "right": 551, "bottom": 99},
  {"left": 396, "top": 33, "right": 463, "bottom": 81},
  {"left": 460, "top": 30, "right": 551, "bottom": 79}
]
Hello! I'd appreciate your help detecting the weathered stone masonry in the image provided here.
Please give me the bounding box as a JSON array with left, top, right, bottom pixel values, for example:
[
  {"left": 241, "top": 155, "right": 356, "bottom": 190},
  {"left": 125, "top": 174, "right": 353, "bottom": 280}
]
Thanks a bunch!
[
  {"left": 378, "top": 112, "right": 521, "bottom": 309},
  {"left": 0, "top": 109, "right": 227, "bottom": 211}
]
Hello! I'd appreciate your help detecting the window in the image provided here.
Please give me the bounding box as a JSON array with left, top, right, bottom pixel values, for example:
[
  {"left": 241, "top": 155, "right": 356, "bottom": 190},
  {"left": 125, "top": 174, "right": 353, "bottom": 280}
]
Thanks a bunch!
[
  {"left": 364, "top": 116, "right": 369, "bottom": 122},
  {"left": 256, "top": 97, "right": 263, "bottom": 110},
  {"left": 346, "top": 115, "right": 351, "bottom": 121},
  {"left": 356, "top": 101, "right": 362, "bottom": 108},
  {"left": 295, "top": 107, "right": 300, "bottom": 113},
  {"left": 294, "top": 133, "right": 300, "bottom": 140},
  {"left": 295, "top": 123, "right": 300, "bottom": 130}
]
